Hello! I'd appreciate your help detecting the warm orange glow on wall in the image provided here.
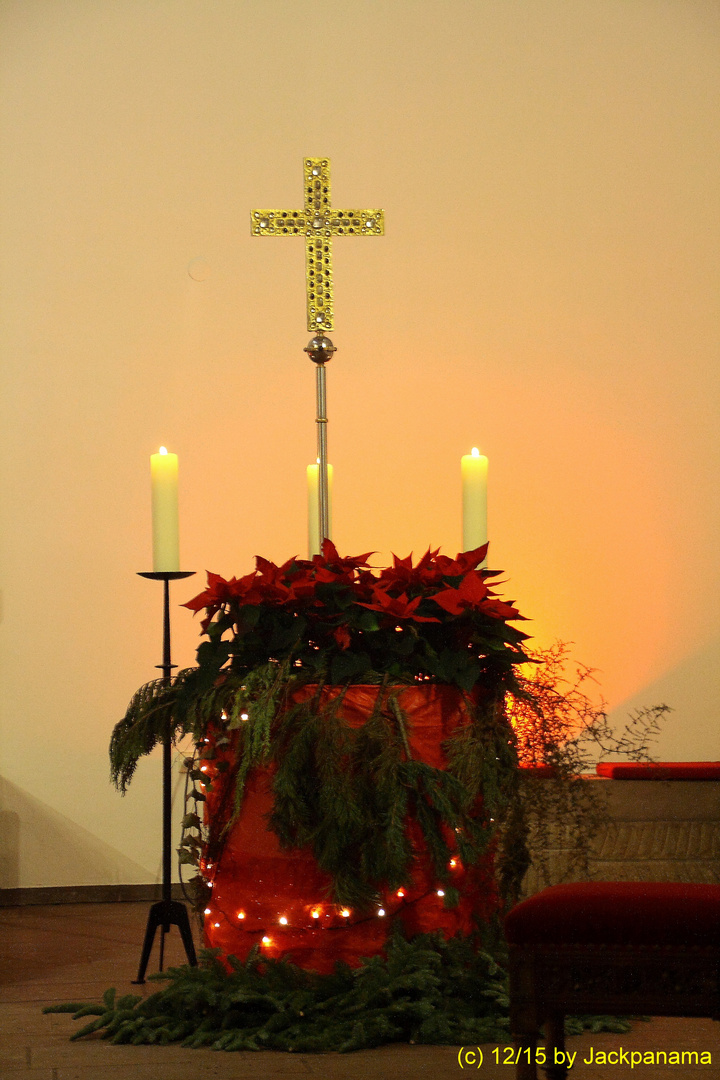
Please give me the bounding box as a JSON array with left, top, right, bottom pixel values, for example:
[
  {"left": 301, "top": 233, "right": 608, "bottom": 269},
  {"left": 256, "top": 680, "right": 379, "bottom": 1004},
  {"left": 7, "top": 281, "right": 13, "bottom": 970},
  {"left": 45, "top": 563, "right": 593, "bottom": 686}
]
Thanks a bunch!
[{"left": 1, "top": 2, "right": 717, "bottom": 895}]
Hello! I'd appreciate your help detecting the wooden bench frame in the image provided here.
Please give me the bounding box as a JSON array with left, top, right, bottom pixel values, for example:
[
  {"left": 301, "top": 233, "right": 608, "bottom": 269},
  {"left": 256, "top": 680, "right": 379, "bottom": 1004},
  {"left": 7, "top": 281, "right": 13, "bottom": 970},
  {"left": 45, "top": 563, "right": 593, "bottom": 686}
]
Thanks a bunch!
[{"left": 508, "top": 941, "right": 720, "bottom": 1079}]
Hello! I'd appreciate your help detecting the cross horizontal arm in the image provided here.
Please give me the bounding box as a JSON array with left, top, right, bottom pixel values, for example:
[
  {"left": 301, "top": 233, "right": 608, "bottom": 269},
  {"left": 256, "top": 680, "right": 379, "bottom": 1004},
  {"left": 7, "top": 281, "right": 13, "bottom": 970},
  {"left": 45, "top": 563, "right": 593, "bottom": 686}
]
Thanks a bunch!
[{"left": 250, "top": 209, "right": 384, "bottom": 237}]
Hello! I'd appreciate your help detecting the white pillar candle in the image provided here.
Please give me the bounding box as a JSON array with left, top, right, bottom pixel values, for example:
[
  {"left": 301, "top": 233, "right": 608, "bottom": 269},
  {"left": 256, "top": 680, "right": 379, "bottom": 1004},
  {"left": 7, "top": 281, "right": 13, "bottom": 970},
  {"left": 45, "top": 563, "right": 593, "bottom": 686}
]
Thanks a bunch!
[
  {"left": 150, "top": 446, "right": 180, "bottom": 571},
  {"left": 461, "top": 447, "right": 488, "bottom": 553},
  {"left": 307, "top": 460, "right": 333, "bottom": 558}
]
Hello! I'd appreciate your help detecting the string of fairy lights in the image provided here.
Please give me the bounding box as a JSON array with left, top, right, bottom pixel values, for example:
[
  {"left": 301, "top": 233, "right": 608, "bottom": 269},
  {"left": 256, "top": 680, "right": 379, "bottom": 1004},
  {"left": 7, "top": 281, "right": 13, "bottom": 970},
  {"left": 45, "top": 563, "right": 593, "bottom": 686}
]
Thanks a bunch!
[{"left": 187, "top": 718, "right": 468, "bottom": 951}]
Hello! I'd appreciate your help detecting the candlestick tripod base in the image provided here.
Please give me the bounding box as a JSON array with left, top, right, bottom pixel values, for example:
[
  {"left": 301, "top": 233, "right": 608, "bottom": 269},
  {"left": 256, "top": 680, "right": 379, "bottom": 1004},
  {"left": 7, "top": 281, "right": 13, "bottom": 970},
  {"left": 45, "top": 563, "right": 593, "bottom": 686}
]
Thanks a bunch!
[
  {"left": 133, "top": 898, "right": 198, "bottom": 985},
  {"left": 133, "top": 569, "right": 198, "bottom": 983}
]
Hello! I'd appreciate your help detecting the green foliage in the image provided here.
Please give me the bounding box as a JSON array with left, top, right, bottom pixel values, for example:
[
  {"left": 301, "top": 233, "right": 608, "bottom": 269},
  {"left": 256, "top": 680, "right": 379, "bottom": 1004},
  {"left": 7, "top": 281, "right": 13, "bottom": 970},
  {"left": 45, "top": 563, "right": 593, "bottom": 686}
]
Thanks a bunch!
[
  {"left": 110, "top": 661, "right": 288, "bottom": 795},
  {"left": 43, "top": 931, "right": 636, "bottom": 1051},
  {"left": 44, "top": 931, "right": 511, "bottom": 1051}
]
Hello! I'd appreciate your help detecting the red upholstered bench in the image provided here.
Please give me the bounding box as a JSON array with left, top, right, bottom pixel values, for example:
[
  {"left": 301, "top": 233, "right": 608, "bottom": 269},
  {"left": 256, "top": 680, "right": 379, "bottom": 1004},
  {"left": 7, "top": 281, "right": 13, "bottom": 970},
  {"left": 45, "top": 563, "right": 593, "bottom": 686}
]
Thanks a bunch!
[{"left": 504, "top": 882, "right": 720, "bottom": 1080}]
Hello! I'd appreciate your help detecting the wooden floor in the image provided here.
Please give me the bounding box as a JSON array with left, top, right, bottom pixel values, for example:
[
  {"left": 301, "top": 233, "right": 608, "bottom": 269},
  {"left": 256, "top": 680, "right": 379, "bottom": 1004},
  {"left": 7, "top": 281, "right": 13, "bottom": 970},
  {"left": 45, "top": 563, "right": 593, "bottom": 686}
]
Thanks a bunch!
[{"left": 1, "top": 902, "right": 718, "bottom": 1079}]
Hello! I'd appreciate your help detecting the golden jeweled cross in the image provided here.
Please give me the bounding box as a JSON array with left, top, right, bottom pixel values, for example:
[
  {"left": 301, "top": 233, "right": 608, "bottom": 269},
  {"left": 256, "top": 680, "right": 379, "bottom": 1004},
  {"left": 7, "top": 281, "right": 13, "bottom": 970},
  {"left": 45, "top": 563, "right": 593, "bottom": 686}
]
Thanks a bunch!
[{"left": 251, "top": 157, "right": 384, "bottom": 331}]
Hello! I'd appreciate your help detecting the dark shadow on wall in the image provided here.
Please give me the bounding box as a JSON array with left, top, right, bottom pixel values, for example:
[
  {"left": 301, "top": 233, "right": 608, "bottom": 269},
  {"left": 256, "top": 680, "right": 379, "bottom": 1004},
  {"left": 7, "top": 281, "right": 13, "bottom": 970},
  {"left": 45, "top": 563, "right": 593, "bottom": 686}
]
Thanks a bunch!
[
  {"left": 0, "top": 777, "right": 150, "bottom": 890},
  {"left": 0, "top": 806, "right": 20, "bottom": 888}
]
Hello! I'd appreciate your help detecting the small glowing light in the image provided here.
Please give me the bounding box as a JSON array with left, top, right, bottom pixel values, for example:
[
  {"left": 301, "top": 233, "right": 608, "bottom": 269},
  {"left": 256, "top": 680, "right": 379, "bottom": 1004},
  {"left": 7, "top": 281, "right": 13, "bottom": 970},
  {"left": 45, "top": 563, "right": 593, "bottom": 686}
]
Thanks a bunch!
[
  {"left": 311, "top": 908, "right": 321, "bottom": 919},
  {"left": 377, "top": 908, "right": 386, "bottom": 917},
  {"left": 213, "top": 922, "right": 220, "bottom": 928},
  {"left": 200, "top": 765, "right": 208, "bottom": 772},
  {"left": 279, "top": 916, "right": 288, "bottom": 925},
  {"left": 436, "top": 889, "right": 445, "bottom": 897},
  {"left": 340, "top": 908, "right": 351, "bottom": 918},
  {"left": 471, "top": 447, "right": 480, "bottom": 457},
  {"left": 221, "top": 711, "right": 228, "bottom": 721},
  {"left": 449, "top": 859, "right": 458, "bottom": 869},
  {"left": 396, "top": 889, "right": 405, "bottom": 898},
  {"left": 159, "top": 446, "right": 168, "bottom": 455},
  {"left": 204, "top": 907, "right": 211, "bottom": 915},
  {"left": 237, "top": 911, "right": 245, "bottom": 920},
  {"left": 240, "top": 712, "right": 249, "bottom": 721},
  {"left": 262, "top": 936, "right": 272, "bottom": 945},
  {"left": 395, "top": 625, "right": 403, "bottom": 632}
]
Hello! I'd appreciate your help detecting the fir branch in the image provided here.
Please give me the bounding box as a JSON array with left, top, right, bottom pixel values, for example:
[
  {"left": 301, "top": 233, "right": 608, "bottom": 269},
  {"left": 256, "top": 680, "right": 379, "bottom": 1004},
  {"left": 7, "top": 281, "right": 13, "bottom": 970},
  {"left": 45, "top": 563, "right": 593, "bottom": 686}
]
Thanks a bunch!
[{"left": 44, "top": 931, "right": 635, "bottom": 1052}]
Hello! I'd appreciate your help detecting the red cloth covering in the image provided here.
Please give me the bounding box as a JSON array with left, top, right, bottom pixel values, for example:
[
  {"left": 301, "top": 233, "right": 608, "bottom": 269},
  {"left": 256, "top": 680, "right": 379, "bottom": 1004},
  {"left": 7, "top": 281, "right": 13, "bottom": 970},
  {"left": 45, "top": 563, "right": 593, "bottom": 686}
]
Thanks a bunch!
[
  {"left": 201, "top": 684, "right": 498, "bottom": 973},
  {"left": 596, "top": 761, "right": 720, "bottom": 781},
  {"left": 504, "top": 881, "right": 720, "bottom": 947}
]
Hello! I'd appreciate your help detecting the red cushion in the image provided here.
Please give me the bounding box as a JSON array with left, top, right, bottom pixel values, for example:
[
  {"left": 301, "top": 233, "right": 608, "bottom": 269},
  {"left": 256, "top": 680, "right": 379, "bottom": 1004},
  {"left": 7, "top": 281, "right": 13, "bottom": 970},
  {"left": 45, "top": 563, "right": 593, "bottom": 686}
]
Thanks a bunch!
[
  {"left": 504, "top": 882, "right": 720, "bottom": 947},
  {"left": 597, "top": 762, "right": 720, "bottom": 780}
]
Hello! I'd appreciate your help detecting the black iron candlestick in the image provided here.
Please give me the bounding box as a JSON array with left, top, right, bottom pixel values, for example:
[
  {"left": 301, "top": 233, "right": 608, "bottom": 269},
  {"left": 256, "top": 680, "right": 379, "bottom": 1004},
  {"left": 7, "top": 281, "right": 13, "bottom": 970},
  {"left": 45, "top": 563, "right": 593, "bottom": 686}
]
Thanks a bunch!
[{"left": 133, "top": 570, "right": 198, "bottom": 984}]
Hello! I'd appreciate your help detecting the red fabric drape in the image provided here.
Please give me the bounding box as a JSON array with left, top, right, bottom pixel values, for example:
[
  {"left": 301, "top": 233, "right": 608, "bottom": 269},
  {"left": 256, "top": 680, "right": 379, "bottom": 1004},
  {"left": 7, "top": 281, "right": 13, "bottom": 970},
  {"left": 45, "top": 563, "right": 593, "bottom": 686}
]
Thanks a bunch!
[{"left": 201, "top": 684, "right": 497, "bottom": 973}]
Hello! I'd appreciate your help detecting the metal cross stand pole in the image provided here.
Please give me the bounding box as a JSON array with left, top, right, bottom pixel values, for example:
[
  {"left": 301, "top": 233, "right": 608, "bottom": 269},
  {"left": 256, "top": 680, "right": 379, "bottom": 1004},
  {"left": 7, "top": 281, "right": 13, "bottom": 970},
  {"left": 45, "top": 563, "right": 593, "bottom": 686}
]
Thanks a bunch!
[
  {"left": 304, "top": 334, "right": 336, "bottom": 546},
  {"left": 133, "top": 570, "right": 198, "bottom": 984}
]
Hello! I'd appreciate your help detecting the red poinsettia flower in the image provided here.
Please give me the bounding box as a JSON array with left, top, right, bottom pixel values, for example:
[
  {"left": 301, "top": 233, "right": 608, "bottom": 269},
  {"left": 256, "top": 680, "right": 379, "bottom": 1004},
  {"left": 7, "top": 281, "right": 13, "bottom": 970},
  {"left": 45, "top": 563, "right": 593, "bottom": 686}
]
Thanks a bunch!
[
  {"left": 376, "top": 548, "right": 445, "bottom": 591},
  {"left": 432, "top": 570, "right": 491, "bottom": 615},
  {"left": 432, "top": 569, "right": 523, "bottom": 622},
  {"left": 185, "top": 570, "right": 271, "bottom": 630},
  {"left": 480, "top": 597, "right": 523, "bottom": 620},
  {"left": 358, "top": 584, "right": 440, "bottom": 622},
  {"left": 252, "top": 556, "right": 295, "bottom": 604},
  {"left": 315, "top": 538, "right": 376, "bottom": 575},
  {"left": 226, "top": 571, "right": 265, "bottom": 602},
  {"left": 434, "top": 544, "right": 489, "bottom": 577},
  {"left": 182, "top": 571, "right": 231, "bottom": 614}
]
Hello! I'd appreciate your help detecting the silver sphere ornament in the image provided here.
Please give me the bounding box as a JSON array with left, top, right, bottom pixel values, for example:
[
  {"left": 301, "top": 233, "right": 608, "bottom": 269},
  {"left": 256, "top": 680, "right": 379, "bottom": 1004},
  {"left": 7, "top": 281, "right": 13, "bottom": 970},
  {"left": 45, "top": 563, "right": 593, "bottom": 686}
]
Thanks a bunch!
[{"left": 304, "top": 335, "right": 337, "bottom": 364}]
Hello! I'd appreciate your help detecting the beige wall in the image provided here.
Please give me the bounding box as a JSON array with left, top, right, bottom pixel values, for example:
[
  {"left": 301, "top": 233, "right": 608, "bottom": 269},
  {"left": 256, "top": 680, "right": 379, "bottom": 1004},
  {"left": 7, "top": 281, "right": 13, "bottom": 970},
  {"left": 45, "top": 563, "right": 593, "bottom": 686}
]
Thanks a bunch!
[{"left": 0, "top": 0, "right": 717, "bottom": 887}]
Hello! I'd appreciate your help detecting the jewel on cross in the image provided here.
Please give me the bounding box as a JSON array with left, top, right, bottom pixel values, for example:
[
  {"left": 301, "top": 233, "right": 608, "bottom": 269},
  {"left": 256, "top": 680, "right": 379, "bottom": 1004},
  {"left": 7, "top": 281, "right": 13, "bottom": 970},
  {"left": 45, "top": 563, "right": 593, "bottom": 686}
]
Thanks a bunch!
[{"left": 251, "top": 158, "right": 384, "bottom": 331}]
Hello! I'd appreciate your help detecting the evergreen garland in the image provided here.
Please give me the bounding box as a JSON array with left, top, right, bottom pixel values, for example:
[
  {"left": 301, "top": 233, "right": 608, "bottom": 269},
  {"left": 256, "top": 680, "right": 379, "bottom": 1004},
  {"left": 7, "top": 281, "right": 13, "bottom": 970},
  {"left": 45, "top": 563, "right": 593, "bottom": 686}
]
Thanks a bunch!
[
  {"left": 261, "top": 685, "right": 511, "bottom": 909},
  {"left": 43, "top": 931, "right": 636, "bottom": 1052}
]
